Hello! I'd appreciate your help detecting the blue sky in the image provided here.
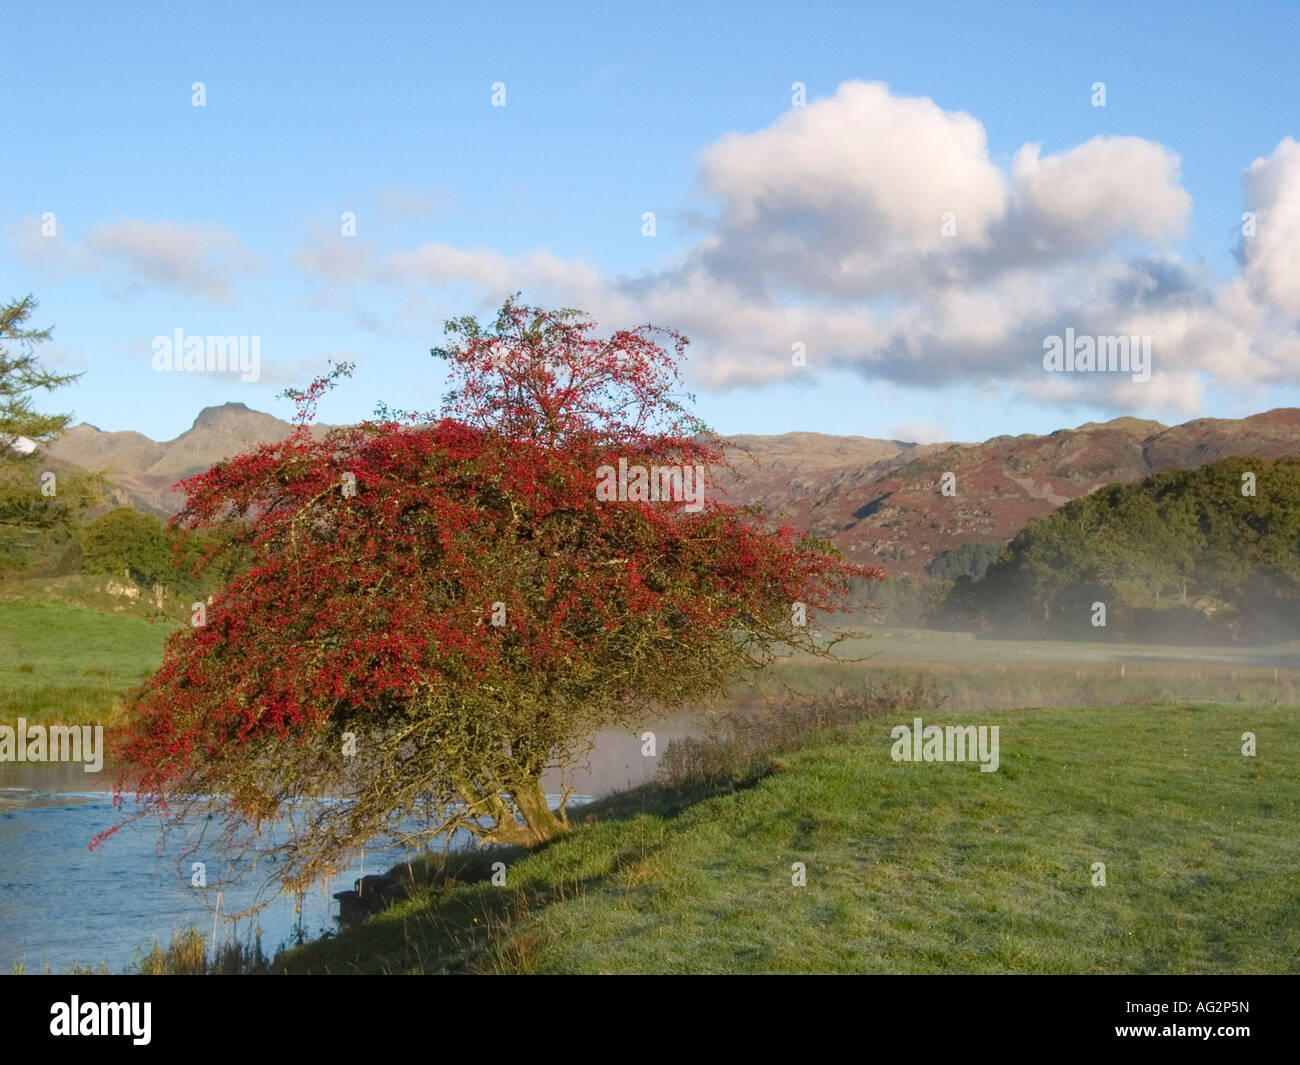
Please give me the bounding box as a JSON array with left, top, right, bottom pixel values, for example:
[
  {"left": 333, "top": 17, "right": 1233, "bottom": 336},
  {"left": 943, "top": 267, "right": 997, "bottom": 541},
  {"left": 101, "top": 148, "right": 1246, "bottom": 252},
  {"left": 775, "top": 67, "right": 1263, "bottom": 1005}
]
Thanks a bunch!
[{"left": 3, "top": 1, "right": 1299, "bottom": 444}]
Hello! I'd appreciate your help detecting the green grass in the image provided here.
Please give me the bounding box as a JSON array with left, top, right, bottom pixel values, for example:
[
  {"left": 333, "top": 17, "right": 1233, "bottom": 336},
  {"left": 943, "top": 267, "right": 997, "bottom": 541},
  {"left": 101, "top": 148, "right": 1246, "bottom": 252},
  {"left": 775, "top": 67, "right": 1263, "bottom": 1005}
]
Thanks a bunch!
[
  {"left": 0, "top": 600, "right": 174, "bottom": 725},
  {"left": 2, "top": 591, "right": 1291, "bottom": 727},
  {"left": 756, "top": 629, "right": 1300, "bottom": 710},
  {"left": 277, "top": 702, "right": 1300, "bottom": 974}
]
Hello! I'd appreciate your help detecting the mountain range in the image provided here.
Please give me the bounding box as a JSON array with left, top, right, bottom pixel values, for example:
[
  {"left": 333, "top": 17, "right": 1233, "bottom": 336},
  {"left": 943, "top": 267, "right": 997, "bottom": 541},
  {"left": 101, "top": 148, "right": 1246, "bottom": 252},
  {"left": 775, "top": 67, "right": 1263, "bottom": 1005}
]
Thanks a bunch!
[{"left": 45, "top": 404, "right": 1300, "bottom": 577}]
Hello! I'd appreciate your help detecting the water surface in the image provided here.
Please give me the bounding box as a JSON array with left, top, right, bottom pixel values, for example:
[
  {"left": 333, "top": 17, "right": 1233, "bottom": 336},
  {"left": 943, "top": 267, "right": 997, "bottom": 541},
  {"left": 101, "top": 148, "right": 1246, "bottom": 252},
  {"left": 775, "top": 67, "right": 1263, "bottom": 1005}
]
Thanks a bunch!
[{"left": 0, "top": 718, "right": 701, "bottom": 973}]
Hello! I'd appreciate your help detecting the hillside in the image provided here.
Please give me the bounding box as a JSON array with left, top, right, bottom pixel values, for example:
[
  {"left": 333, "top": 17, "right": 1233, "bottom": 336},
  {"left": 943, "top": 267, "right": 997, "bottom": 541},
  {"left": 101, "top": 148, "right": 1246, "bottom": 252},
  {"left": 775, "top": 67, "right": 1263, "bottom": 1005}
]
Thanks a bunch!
[
  {"left": 45, "top": 403, "right": 333, "bottom": 517},
  {"left": 718, "top": 409, "right": 1300, "bottom": 574},
  {"left": 942, "top": 455, "right": 1300, "bottom": 643},
  {"left": 42, "top": 405, "right": 1300, "bottom": 575}
]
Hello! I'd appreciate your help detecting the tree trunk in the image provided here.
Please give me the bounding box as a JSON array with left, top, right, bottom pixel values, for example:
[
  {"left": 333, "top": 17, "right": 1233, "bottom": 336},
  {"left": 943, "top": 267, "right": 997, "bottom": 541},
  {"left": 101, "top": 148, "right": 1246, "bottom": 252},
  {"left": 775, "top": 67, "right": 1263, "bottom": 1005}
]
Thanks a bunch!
[
  {"left": 510, "top": 774, "right": 569, "bottom": 845},
  {"left": 459, "top": 773, "right": 570, "bottom": 848}
]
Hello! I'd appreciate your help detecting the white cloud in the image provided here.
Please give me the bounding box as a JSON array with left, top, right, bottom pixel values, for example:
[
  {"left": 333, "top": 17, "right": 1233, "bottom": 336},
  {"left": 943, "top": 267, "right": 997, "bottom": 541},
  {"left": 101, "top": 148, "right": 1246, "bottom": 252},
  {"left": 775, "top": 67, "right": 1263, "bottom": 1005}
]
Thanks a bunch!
[
  {"left": 88, "top": 219, "right": 261, "bottom": 303},
  {"left": 1010, "top": 137, "right": 1190, "bottom": 250},
  {"left": 692, "top": 81, "right": 1008, "bottom": 294},
  {"left": 889, "top": 421, "right": 947, "bottom": 444},
  {"left": 1241, "top": 136, "right": 1300, "bottom": 319},
  {"left": 287, "top": 81, "right": 1300, "bottom": 420},
  {"left": 12, "top": 217, "right": 261, "bottom": 304},
  {"left": 294, "top": 233, "right": 379, "bottom": 287}
]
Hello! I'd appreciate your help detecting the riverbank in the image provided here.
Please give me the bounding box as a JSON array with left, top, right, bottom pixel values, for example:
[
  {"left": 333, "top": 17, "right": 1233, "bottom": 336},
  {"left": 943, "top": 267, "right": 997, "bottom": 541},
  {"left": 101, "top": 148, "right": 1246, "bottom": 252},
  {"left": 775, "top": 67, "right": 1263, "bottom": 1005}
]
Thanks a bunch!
[{"left": 270, "top": 701, "right": 1299, "bottom": 974}]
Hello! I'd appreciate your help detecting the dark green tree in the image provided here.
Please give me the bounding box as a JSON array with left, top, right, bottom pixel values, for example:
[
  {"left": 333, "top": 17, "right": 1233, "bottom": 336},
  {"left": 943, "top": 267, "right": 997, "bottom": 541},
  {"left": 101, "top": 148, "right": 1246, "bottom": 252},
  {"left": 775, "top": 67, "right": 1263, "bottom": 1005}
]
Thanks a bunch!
[
  {"left": 78, "top": 508, "right": 173, "bottom": 587},
  {"left": 0, "top": 294, "right": 101, "bottom": 574},
  {"left": 0, "top": 294, "right": 80, "bottom": 450},
  {"left": 949, "top": 456, "right": 1300, "bottom": 641}
]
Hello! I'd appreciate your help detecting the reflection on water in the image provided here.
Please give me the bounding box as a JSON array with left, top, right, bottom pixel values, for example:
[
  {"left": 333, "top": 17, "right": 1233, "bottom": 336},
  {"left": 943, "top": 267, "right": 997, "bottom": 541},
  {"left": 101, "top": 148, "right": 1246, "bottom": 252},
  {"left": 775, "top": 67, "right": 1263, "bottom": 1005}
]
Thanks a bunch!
[
  {"left": 541, "top": 716, "right": 701, "bottom": 795},
  {"left": 0, "top": 718, "right": 701, "bottom": 973}
]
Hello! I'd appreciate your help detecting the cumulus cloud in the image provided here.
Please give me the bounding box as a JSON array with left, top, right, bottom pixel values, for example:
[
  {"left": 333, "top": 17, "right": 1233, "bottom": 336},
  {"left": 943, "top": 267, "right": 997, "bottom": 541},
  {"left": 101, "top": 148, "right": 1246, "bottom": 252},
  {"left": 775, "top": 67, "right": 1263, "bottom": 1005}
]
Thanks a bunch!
[
  {"left": 1241, "top": 136, "right": 1300, "bottom": 319},
  {"left": 288, "top": 81, "right": 1300, "bottom": 419},
  {"left": 1009, "top": 137, "right": 1190, "bottom": 251},
  {"left": 692, "top": 81, "right": 1008, "bottom": 296}
]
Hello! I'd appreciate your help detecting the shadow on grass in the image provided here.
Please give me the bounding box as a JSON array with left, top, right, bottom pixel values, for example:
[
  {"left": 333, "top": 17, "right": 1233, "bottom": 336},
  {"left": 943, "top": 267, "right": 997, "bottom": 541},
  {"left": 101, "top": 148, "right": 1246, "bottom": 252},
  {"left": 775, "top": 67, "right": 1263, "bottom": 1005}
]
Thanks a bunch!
[
  {"left": 276, "top": 696, "right": 912, "bottom": 973},
  {"left": 276, "top": 770, "right": 783, "bottom": 975}
]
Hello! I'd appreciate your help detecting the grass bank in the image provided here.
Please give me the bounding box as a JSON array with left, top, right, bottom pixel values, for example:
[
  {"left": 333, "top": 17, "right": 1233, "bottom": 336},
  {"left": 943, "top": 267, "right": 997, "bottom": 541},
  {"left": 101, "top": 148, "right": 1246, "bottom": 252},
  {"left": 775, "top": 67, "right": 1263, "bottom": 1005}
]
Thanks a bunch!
[
  {"left": 275, "top": 701, "right": 1299, "bottom": 974},
  {"left": 0, "top": 600, "right": 175, "bottom": 726}
]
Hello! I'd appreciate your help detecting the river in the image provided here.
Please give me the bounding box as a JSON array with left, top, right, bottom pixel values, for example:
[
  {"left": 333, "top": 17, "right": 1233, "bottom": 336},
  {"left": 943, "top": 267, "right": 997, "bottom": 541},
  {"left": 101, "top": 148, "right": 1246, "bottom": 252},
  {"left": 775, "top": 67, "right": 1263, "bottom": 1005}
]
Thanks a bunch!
[{"left": 0, "top": 716, "right": 702, "bottom": 973}]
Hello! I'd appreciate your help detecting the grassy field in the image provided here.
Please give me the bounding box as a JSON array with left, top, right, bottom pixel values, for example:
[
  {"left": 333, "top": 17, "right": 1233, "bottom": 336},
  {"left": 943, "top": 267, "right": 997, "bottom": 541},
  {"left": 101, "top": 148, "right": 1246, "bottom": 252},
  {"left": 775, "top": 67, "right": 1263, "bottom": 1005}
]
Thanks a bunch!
[
  {"left": 756, "top": 629, "right": 1300, "bottom": 710},
  {"left": 0, "top": 600, "right": 175, "bottom": 725},
  {"left": 4, "top": 591, "right": 1293, "bottom": 973},
  {"left": 3, "top": 585, "right": 1294, "bottom": 728},
  {"left": 276, "top": 701, "right": 1299, "bottom": 974}
]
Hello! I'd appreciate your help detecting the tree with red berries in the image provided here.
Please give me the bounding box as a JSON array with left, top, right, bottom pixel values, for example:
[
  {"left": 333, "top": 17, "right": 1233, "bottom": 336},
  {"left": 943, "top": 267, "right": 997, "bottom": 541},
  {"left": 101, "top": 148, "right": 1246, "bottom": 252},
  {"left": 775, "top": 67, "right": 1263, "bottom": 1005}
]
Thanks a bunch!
[{"left": 102, "top": 298, "right": 878, "bottom": 896}]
